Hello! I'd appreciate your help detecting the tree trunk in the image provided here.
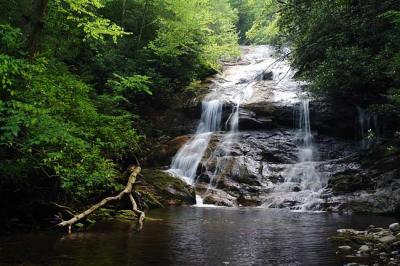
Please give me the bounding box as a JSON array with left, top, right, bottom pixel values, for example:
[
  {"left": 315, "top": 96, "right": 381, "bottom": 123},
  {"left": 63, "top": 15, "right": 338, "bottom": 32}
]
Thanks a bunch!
[
  {"left": 26, "top": 0, "right": 49, "bottom": 57},
  {"left": 121, "top": 0, "right": 127, "bottom": 27},
  {"left": 137, "top": 0, "right": 149, "bottom": 47},
  {"left": 57, "top": 166, "right": 145, "bottom": 233}
]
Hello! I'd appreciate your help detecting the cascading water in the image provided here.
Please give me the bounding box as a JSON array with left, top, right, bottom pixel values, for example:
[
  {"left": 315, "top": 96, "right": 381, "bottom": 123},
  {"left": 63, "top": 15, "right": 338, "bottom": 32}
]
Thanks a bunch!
[
  {"left": 168, "top": 45, "right": 328, "bottom": 210},
  {"left": 207, "top": 102, "right": 240, "bottom": 189},
  {"left": 168, "top": 46, "right": 275, "bottom": 203},
  {"left": 263, "top": 98, "right": 326, "bottom": 210},
  {"left": 169, "top": 100, "right": 223, "bottom": 184}
]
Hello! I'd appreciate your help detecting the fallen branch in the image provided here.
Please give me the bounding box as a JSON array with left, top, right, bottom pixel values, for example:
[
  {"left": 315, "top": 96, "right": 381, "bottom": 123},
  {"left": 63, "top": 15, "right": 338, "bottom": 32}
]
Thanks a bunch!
[{"left": 57, "top": 166, "right": 145, "bottom": 233}]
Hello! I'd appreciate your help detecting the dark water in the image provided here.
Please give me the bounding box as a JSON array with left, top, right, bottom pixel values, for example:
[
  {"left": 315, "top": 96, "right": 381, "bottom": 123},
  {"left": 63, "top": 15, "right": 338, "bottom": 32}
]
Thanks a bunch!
[{"left": 0, "top": 207, "right": 397, "bottom": 266}]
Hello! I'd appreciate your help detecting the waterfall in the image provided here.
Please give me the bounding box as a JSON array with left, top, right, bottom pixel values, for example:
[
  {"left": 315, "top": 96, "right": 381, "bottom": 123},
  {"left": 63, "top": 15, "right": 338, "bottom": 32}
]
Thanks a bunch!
[
  {"left": 207, "top": 102, "right": 240, "bottom": 189},
  {"left": 264, "top": 98, "right": 325, "bottom": 210},
  {"left": 168, "top": 45, "right": 326, "bottom": 208},
  {"left": 295, "top": 99, "right": 322, "bottom": 193},
  {"left": 168, "top": 46, "right": 274, "bottom": 185},
  {"left": 169, "top": 100, "right": 223, "bottom": 184}
]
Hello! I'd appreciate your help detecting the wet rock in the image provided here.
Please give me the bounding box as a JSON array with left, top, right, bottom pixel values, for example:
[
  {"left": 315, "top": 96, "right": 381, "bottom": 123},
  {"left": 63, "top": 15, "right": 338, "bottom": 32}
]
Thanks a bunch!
[
  {"left": 194, "top": 131, "right": 300, "bottom": 206},
  {"left": 328, "top": 172, "right": 373, "bottom": 194},
  {"left": 309, "top": 99, "right": 359, "bottom": 138},
  {"left": 239, "top": 109, "right": 273, "bottom": 130},
  {"left": 262, "top": 71, "right": 273, "bottom": 80},
  {"left": 191, "top": 127, "right": 357, "bottom": 208},
  {"left": 337, "top": 229, "right": 366, "bottom": 235},
  {"left": 147, "top": 135, "right": 191, "bottom": 166},
  {"left": 332, "top": 224, "right": 400, "bottom": 265},
  {"left": 390, "top": 223, "right": 400, "bottom": 233},
  {"left": 323, "top": 147, "right": 400, "bottom": 214},
  {"left": 198, "top": 186, "right": 236, "bottom": 207}
]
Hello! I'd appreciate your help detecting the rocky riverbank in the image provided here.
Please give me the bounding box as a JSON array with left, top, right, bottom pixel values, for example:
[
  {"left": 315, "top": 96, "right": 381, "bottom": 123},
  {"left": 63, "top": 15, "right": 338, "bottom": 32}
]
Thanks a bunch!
[{"left": 332, "top": 223, "right": 400, "bottom": 265}]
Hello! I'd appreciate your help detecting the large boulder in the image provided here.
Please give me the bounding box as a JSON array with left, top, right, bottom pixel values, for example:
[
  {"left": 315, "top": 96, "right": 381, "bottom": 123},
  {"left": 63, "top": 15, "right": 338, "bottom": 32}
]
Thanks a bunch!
[{"left": 135, "top": 169, "right": 195, "bottom": 208}]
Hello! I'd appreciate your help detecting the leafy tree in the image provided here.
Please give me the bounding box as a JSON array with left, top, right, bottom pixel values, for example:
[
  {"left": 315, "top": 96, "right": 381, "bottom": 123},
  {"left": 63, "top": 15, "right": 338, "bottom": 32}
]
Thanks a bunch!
[
  {"left": 243, "top": 0, "right": 400, "bottom": 141},
  {"left": 0, "top": 0, "right": 240, "bottom": 223}
]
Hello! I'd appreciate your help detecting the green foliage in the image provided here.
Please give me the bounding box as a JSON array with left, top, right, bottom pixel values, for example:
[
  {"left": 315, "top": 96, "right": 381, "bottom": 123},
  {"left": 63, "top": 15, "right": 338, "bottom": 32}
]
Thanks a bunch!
[
  {"left": 245, "top": 0, "right": 280, "bottom": 44},
  {"left": 56, "top": 0, "right": 129, "bottom": 42},
  {"left": 0, "top": 50, "right": 139, "bottom": 200},
  {"left": 108, "top": 74, "right": 152, "bottom": 96},
  {"left": 0, "top": 0, "right": 240, "bottom": 208},
  {"left": 0, "top": 24, "right": 23, "bottom": 53},
  {"left": 229, "top": 0, "right": 264, "bottom": 43},
  {"left": 148, "top": 0, "right": 239, "bottom": 77}
]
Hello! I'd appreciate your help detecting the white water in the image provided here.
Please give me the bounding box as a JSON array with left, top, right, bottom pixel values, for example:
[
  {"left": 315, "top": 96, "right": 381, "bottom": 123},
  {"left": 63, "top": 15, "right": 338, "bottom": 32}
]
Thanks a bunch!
[
  {"left": 169, "top": 47, "right": 277, "bottom": 187},
  {"left": 168, "top": 46, "right": 326, "bottom": 209},
  {"left": 263, "top": 98, "right": 326, "bottom": 210},
  {"left": 169, "top": 100, "right": 223, "bottom": 184}
]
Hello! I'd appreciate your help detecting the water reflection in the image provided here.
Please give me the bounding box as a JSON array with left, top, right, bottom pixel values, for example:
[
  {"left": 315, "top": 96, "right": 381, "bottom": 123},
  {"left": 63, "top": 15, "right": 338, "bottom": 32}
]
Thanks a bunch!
[{"left": 0, "top": 208, "right": 396, "bottom": 266}]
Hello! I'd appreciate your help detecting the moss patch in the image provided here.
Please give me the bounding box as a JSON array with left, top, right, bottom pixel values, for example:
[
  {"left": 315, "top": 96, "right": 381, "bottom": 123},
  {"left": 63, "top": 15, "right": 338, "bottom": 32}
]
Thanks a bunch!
[{"left": 136, "top": 169, "right": 195, "bottom": 207}]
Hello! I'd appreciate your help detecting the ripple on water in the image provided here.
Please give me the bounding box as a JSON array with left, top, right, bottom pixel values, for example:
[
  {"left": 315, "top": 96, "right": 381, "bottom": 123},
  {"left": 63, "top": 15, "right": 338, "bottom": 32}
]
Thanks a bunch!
[{"left": 0, "top": 208, "right": 396, "bottom": 266}]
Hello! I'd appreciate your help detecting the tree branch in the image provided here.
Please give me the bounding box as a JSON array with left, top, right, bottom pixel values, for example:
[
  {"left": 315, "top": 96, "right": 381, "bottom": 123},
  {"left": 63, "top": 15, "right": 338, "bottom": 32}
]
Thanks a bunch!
[{"left": 57, "top": 166, "right": 144, "bottom": 233}]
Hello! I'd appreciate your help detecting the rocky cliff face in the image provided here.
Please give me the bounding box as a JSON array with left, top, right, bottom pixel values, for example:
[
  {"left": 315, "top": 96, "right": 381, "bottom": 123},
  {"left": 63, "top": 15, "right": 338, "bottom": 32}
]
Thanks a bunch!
[
  {"left": 145, "top": 46, "right": 399, "bottom": 215},
  {"left": 193, "top": 129, "right": 357, "bottom": 207},
  {"left": 323, "top": 147, "right": 400, "bottom": 215}
]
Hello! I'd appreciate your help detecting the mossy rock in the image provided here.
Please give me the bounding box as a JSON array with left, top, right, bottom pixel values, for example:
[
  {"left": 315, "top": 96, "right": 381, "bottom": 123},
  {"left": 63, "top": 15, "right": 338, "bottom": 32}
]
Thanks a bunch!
[
  {"left": 141, "top": 169, "right": 188, "bottom": 191},
  {"left": 90, "top": 208, "right": 115, "bottom": 220},
  {"left": 330, "top": 232, "right": 376, "bottom": 248},
  {"left": 136, "top": 169, "right": 195, "bottom": 207},
  {"left": 137, "top": 190, "right": 164, "bottom": 208},
  {"left": 114, "top": 210, "right": 137, "bottom": 221}
]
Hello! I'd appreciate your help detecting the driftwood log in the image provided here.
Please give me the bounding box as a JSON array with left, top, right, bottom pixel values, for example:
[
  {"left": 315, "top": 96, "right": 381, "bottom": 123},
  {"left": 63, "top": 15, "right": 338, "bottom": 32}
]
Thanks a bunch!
[{"left": 57, "top": 166, "right": 145, "bottom": 233}]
